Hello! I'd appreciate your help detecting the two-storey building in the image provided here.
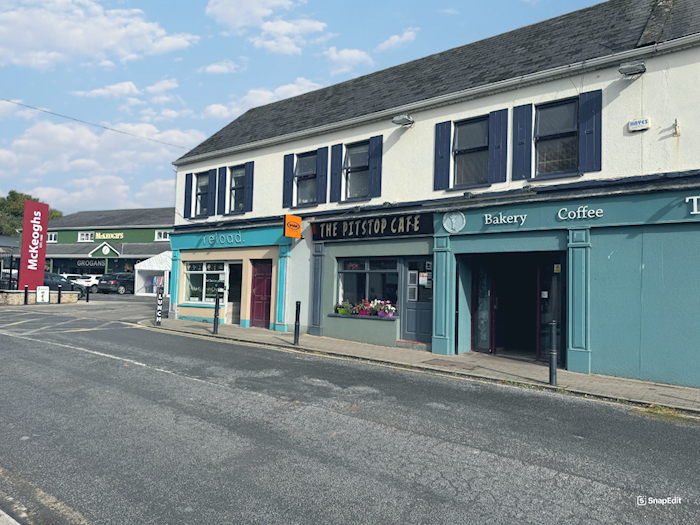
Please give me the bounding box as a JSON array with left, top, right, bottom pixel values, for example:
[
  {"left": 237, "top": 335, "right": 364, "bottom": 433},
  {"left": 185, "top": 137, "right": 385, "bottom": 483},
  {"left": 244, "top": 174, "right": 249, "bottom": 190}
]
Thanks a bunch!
[{"left": 171, "top": 0, "right": 700, "bottom": 388}]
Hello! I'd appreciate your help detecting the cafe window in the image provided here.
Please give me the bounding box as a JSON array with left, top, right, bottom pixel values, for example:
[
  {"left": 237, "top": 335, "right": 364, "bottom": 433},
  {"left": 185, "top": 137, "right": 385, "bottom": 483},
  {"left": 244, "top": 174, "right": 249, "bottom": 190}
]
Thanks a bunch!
[
  {"left": 337, "top": 258, "right": 399, "bottom": 306},
  {"left": 184, "top": 262, "right": 224, "bottom": 303}
]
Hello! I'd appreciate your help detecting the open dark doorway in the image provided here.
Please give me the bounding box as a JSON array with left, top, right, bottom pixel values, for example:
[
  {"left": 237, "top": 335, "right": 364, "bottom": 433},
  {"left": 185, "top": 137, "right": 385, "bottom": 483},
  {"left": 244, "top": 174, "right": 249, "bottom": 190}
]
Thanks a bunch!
[{"left": 470, "top": 252, "right": 565, "bottom": 363}]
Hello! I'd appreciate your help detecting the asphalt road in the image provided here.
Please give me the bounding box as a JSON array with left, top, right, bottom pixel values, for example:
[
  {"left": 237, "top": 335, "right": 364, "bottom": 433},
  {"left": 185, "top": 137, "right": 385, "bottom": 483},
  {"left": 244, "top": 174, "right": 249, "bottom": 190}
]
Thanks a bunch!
[{"left": 0, "top": 305, "right": 698, "bottom": 524}]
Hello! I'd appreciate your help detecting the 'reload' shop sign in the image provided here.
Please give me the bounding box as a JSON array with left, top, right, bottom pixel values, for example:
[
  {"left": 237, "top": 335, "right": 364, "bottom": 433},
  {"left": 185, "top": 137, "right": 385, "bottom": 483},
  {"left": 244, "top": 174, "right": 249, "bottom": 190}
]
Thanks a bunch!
[
  {"left": 312, "top": 213, "right": 433, "bottom": 241},
  {"left": 19, "top": 200, "right": 50, "bottom": 291}
]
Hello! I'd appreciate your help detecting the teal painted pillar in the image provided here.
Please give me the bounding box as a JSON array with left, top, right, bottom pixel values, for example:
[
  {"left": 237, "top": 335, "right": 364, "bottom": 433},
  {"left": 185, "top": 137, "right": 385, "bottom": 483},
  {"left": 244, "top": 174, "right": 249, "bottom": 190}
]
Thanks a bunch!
[
  {"left": 432, "top": 235, "right": 455, "bottom": 355},
  {"left": 456, "top": 260, "right": 472, "bottom": 354},
  {"left": 171, "top": 250, "right": 180, "bottom": 317},
  {"left": 567, "top": 228, "right": 591, "bottom": 373},
  {"left": 274, "top": 244, "right": 290, "bottom": 332}
]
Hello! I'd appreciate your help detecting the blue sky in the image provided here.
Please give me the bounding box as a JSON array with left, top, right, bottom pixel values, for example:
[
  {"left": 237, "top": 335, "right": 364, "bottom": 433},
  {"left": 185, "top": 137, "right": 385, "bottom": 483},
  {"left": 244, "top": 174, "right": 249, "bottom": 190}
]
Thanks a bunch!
[{"left": 0, "top": 0, "right": 604, "bottom": 214}]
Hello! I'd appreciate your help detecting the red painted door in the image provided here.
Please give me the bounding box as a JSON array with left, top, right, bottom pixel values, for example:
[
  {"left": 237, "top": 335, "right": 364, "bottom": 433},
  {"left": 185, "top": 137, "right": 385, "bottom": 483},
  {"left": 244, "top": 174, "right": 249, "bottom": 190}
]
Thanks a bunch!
[{"left": 250, "top": 259, "right": 272, "bottom": 328}]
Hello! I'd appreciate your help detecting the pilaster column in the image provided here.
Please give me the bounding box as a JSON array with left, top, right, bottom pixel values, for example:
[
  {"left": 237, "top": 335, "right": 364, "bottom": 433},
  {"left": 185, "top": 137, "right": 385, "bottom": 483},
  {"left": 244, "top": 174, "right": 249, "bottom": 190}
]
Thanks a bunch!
[
  {"left": 567, "top": 228, "right": 591, "bottom": 373},
  {"left": 275, "top": 244, "right": 290, "bottom": 332},
  {"left": 432, "top": 234, "right": 455, "bottom": 355},
  {"left": 309, "top": 243, "right": 325, "bottom": 336},
  {"left": 170, "top": 250, "right": 180, "bottom": 317}
]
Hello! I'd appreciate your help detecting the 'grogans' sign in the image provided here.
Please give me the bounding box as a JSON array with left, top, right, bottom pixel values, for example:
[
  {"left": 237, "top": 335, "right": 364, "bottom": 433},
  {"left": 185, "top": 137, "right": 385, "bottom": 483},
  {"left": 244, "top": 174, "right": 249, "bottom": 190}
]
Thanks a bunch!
[{"left": 19, "top": 201, "right": 49, "bottom": 291}]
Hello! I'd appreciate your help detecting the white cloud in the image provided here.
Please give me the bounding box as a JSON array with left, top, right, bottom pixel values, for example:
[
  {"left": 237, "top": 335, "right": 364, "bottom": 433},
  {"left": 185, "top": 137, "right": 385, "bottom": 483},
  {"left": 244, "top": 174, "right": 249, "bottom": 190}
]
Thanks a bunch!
[
  {"left": 375, "top": 28, "right": 418, "bottom": 52},
  {"left": 135, "top": 178, "right": 176, "bottom": 206},
  {"left": 202, "top": 77, "right": 322, "bottom": 120},
  {"left": 146, "top": 79, "right": 179, "bottom": 94},
  {"left": 205, "top": 0, "right": 295, "bottom": 30},
  {"left": 31, "top": 175, "right": 138, "bottom": 212},
  {"left": 0, "top": 0, "right": 199, "bottom": 69},
  {"left": 250, "top": 18, "right": 326, "bottom": 55},
  {"left": 198, "top": 60, "right": 239, "bottom": 74},
  {"left": 0, "top": 99, "right": 20, "bottom": 118},
  {"left": 73, "top": 81, "right": 140, "bottom": 98},
  {"left": 0, "top": 120, "right": 205, "bottom": 183},
  {"left": 324, "top": 47, "right": 374, "bottom": 75},
  {"left": 439, "top": 8, "right": 459, "bottom": 15}
]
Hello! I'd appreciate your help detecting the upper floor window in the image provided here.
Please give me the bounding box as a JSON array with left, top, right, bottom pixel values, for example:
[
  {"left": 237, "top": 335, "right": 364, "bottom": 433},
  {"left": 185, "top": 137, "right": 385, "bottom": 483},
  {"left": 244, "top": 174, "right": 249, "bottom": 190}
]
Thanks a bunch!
[
  {"left": 78, "top": 231, "right": 94, "bottom": 242},
  {"left": 295, "top": 152, "right": 317, "bottom": 205},
  {"left": 535, "top": 99, "right": 578, "bottom": 176},
  {"left": 453, "top": 117, "right": 489, "bottom": 187},
  {"left": 47, "top": 232, "right": 57, "bottom": 243},
  {"left": 195, "top": 172, "right": 209, "bottom": 216},
  {"left": 229, "top": 165, "right": 246, "bottom": 213},
  {"left": 344, "top": 142, "right": 370, "bottom": 200},
  {"left": 154, "top": 230, "right": 170, "bottom": 242}
]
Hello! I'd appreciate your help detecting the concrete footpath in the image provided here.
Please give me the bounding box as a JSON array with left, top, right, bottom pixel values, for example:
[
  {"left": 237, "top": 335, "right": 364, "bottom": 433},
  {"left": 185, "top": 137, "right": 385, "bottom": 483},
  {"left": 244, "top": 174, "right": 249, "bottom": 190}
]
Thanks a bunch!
[{"left": 143, "top": 318, "right": 700, "bottom": 414}]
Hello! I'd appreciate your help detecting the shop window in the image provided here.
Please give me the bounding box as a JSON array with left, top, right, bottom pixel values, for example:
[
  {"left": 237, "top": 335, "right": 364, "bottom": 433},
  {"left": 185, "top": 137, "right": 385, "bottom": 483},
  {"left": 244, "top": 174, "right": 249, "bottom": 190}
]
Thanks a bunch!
[
  {"left": 535, "top": 98, "right": 578, "bottom": 176},
  {"left": 453, "top": 117, "right": 489, "bottom": 187},
  {"left": 47, "top": 232, "right": 57, "bottom": 243},
  {"left": 78, "top": 231, "right": 94, "bottom": 242},
  {"left": 337, "top": 258, "right": 398, "bottom": 306},
  {"left": 154, "top": 230, "right": 170, "bottom": 242},
  {"left": 295, "top": 152, "right": 317, "bottom": 205},
  {"left": 195, "top": 173, "right": 209, "bottom": 216},
  {"left": 184, "top": 262, "right": 224, "bottom": 302}
]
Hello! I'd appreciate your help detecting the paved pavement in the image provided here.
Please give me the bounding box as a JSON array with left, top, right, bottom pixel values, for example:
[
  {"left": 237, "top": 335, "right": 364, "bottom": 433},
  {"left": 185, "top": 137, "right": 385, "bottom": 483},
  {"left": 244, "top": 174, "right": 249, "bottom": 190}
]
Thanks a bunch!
[{"left": 145, "top": 317, "right": 700, "bottom": 414}]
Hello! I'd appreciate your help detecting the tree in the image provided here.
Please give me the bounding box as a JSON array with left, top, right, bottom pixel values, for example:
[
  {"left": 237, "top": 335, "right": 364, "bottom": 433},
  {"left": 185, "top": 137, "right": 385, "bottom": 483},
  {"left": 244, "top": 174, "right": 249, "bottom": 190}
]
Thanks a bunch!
[{"left": 0, "top": 191, "right": 62, "bottom": 237}]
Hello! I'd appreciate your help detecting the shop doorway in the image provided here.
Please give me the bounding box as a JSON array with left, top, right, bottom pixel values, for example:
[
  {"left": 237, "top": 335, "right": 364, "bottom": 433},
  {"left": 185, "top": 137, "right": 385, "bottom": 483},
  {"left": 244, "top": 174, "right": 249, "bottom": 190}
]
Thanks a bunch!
[
  {"left": 250, "top": 259, "right": 272, "bottom": 328},
  {"left": 470, "top": 252, "right": 565, "bottom": 363},
  {"left": 227, "top": 263, "right": 242, "bottom": 324},
  {"left": 401, "top": 257, "right": 433, "bottom": 343}
]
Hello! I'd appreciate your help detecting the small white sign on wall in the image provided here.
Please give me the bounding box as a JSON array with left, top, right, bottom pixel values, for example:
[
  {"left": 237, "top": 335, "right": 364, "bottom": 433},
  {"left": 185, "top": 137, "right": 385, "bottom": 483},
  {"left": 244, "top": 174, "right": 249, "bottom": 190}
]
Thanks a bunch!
[
  {"left": 628, "top": 117, "right": 651, "bottom": 132},
  {"left": 36, "top": 286, "right": 50, "bottom": 303}
]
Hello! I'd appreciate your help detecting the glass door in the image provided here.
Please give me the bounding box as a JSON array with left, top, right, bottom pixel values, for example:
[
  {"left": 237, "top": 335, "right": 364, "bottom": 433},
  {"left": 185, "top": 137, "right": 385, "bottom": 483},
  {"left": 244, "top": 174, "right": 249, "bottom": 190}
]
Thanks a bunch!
[
  {"left": 537, "top": 255, "right": 565, "bottom": 364},
  {"left": 472, "top": 262, "right": 494, "bottom": 353}
]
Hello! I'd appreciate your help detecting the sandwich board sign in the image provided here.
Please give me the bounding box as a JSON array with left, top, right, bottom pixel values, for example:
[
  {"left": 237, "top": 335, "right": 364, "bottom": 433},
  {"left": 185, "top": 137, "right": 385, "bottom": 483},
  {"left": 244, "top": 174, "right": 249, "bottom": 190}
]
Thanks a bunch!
[{"left": 36, "top": 286, "right": 50, "bottom": 303}]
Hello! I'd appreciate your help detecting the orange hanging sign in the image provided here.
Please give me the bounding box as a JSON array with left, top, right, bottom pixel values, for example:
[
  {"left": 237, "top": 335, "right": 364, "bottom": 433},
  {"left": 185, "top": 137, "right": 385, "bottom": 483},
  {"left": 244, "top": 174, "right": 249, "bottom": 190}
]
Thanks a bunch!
[{"left": 284, "top": 214, "right": 302, "bottom": 238}]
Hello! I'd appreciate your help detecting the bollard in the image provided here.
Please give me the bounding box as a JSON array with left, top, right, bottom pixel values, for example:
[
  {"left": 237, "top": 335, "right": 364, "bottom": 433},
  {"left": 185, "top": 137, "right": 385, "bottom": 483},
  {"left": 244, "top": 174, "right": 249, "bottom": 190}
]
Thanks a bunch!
[
  {"left": 24, "top": 284, "right": 28, "bottom": 305},
  {"left": 213, "top": 291, "right": 220, "bottom": 334},
  {"left": 293, "top": 301, "right": 301, "bottom": 346},
  {"left": 549, "top": 320, "right": 557, "bottom": 386},
  {"left": 57, "top": 285, "right": 62, "bottom": 304},
  {"left": 155, "top": 286, "right": 163, "bottom": 326},
  {"left": 86, "top": 287, "right": 90, "bottom": 303}
]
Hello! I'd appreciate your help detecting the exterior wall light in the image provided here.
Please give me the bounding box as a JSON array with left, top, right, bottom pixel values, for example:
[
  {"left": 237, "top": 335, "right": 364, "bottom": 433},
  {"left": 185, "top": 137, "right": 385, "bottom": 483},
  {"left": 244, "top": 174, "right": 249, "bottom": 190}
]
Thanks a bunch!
[
  {"left": 618, "top": 60, "right": 646, "bottom": 76},
  {"left": 391, "top": 115, "right": 414, "bottom": 126}
]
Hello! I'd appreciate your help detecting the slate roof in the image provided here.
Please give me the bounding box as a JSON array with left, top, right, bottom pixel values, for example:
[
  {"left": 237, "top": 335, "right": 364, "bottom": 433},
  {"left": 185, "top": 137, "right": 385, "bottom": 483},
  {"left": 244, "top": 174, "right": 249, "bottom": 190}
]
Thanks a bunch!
[
  {"left": 46, "top": 243, "right": 171, "bottom": 257},
  {"left": 0, "top": 235, "right": 18, "bottom": 248},
  {"left": 47, "top": 207, "right": 175, "bottom": 230},
  {"left": 177, "top": 0, "right": 700, "bottom": 164}
]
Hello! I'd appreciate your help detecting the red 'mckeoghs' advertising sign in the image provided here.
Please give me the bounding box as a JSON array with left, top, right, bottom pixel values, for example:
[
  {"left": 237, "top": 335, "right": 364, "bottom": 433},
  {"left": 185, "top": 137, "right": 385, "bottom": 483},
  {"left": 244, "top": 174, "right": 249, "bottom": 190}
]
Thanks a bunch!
[{"left": 19, "top": 200, "right": 50, "bottom": 291}]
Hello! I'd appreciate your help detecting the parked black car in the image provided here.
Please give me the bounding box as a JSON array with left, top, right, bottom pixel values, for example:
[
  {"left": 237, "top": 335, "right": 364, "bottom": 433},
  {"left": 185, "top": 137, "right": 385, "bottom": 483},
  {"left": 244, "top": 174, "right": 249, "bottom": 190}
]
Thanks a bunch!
[
  {"left": 97, "top": 273, "right": 135, "bottom": 295},
  {"left": 44, "top": 272, "right": 86, "bottom": 299}
]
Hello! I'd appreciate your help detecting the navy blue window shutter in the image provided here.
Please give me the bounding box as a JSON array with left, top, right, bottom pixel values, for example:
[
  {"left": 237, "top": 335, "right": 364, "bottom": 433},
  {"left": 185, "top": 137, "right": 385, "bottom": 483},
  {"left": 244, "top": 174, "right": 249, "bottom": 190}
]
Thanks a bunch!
[
  {"left": 283, "top": 154, "right": 294, "bottom": 208},
  {"left": 316, "top": 147, "right": 328, "bottom": 204},
  {"left": 183, "top": 173, "right": 193, "bottom": 219},
  {"left": 512, "top": 104, "right": 532, "bottom": 180},
  {"left": 207, "top": 169, "right": 217, "bottom": 216},
  {"left": 488, "top": 109, "right": 508, "bottom": 184},
  {"left": 329, "top": 144, "right": 342, "bottom": 202},
  {"left": 244, "top": 161, "right": 254, "bottom": 212},
  {"left": 217, "top": 167, "right": 226, "bottom": 215},
  {"left": 579, "top": 90, "right": 602, "bottom": 173},
  {"left": 434, "top": 121, "right": 451, "bottom": 191},
  {"left": 368, "top": 135, "right": 383, "bottom": 198}
]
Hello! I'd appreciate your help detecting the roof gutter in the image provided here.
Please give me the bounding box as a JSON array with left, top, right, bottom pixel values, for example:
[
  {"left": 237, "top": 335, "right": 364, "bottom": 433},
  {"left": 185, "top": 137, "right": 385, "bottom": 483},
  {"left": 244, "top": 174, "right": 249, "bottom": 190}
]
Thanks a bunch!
[{"left": 174, "top": 31, "right": 700, "bottom": 168}]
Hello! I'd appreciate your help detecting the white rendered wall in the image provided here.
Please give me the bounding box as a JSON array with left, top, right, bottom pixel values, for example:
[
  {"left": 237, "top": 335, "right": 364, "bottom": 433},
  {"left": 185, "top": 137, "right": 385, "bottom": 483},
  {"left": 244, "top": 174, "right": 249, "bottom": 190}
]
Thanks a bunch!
[{"left": 174, "top": 46, "right": 700, "bottom": 226}]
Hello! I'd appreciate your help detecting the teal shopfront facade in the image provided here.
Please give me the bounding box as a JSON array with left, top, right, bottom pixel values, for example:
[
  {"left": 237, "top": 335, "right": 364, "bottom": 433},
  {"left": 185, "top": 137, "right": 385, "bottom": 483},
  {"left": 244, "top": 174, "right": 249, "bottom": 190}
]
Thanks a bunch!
[
  {"left": 169, "top": 224, "right": 292, "bottom": 330},
  {"left": 431, "top": 189, "right": 700, "bottom": 388}
]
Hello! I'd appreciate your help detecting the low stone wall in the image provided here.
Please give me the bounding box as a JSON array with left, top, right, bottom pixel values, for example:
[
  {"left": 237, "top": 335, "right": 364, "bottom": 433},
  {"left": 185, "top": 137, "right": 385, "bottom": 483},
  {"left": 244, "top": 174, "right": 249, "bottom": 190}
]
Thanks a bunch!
[{"left": 0, "top": 290, "right": 79, "bottom": 305}]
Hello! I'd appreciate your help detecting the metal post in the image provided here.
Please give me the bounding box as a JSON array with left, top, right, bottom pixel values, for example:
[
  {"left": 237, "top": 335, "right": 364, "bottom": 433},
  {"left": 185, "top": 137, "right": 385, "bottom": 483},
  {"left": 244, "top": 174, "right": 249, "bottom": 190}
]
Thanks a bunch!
[
  {"left": 155, "top": 286, "right": 163, "bottom": 327},
  {"left": 86, "top": 287, "right": 90, "bottom": 302},
  {"left": 58, "top": 285, "right": 62, "bottom": 304},
  {"left": 293, "top": 301, "right": 301, "bottom": 346},
  {"left": 549, "top": 320, "right": 557, "bottom": 386},
  {"left": 24, "top": 284, "right": 28, "bottom": 305},
  {"left": 213, "top": 291, "right": 220, "bottom": 334}
]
